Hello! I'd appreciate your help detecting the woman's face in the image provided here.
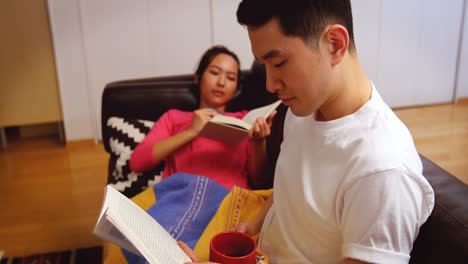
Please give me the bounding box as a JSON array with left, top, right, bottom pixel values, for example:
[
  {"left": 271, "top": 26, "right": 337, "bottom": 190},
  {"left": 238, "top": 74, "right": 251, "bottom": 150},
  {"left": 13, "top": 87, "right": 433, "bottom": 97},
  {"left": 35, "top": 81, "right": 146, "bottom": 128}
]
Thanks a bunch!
[{"left": 198, "top": 53, "right": 239, "bottom": 111}]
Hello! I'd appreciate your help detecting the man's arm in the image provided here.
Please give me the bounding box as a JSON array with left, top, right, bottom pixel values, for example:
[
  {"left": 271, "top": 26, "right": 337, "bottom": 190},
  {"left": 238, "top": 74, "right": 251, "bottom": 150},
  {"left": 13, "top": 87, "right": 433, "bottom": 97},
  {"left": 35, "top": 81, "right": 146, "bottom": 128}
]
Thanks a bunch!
[
  {"left": 340, "top": 169, "right": 433, "bottom": 263},
  {"left": 235, "top": 192, "right": 273, "bottom": 235},
  {"left": 343, "top": 258, "right": 369, "bottom": 264}
]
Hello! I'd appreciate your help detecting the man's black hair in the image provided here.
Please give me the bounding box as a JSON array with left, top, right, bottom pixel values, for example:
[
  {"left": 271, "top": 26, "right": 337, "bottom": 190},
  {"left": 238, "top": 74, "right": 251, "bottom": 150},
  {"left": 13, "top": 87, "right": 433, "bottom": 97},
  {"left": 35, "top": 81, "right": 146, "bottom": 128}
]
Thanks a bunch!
[{"left": 237, "top": 0, "right": 355, "bottom": 51}]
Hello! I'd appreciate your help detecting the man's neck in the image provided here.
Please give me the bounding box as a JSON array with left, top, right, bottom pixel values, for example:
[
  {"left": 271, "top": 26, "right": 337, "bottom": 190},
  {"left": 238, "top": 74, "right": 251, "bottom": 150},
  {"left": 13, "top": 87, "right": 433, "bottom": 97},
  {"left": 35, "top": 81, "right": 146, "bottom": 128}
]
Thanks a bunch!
[{"left": 316, "top": 57, "right": 371, "bottom": 122}]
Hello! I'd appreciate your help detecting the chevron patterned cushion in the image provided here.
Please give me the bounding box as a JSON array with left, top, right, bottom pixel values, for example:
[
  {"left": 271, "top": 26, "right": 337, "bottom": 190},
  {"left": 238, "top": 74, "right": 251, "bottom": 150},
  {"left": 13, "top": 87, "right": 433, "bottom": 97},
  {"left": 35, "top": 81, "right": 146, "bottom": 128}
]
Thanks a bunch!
[{"left": 106, "top": 117, "right": 164, "bottom": 197}]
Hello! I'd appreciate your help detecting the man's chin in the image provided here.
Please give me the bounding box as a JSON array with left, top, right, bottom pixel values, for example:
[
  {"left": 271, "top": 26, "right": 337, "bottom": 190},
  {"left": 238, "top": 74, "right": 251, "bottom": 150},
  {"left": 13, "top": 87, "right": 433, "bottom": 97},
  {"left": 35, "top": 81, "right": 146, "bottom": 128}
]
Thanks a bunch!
[
  {"left": 289, "top": 105, "right": 309, "bottom": 117},
  {"left": 289, "top": 105, "right": 315, "bottom": 117}
]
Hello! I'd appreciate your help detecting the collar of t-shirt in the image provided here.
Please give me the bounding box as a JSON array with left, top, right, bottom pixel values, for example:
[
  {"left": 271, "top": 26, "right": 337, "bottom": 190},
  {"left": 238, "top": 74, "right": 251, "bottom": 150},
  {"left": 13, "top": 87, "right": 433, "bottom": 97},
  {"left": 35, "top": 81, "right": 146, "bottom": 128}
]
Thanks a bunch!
[{"left": 309, "top": 81, "right": 382, "bottom": 132}]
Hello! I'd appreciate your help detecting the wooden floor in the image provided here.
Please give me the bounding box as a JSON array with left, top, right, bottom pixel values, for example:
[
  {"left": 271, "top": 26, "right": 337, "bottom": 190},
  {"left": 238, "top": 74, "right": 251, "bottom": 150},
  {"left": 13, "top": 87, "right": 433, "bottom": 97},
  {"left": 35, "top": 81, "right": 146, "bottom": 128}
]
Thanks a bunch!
[
  {"left": 0, "top": 139, "right": 108, "bottom": 257},
  {"left": 0, "top": 101, "right": 467, "bottom": 258},
  {"left": 395, "top": 101, "right": 468, "bottom": 183}
]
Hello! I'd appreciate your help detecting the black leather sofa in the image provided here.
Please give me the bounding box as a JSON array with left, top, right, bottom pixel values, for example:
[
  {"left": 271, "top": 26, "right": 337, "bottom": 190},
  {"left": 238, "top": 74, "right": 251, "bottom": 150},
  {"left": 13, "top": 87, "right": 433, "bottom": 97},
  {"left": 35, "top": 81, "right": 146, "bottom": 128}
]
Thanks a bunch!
[{"left": 101, "top": 66, "right": 468, "bottom": 263}]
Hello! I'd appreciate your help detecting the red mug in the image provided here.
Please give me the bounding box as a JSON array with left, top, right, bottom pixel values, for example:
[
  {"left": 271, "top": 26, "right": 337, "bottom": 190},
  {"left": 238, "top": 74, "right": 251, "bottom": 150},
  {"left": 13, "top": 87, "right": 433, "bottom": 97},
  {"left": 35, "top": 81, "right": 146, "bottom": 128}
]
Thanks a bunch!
[{"left": 209, "top": 231, "right": 257, "bottom": 264}]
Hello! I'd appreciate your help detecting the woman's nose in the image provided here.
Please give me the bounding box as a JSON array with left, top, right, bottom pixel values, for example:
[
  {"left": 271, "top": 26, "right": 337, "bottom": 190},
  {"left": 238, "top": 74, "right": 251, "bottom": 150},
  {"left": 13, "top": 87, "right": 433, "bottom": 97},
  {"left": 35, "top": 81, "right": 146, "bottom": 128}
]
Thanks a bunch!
[{"left": 217, "top": 75, "right": 226, "bottom": 87}]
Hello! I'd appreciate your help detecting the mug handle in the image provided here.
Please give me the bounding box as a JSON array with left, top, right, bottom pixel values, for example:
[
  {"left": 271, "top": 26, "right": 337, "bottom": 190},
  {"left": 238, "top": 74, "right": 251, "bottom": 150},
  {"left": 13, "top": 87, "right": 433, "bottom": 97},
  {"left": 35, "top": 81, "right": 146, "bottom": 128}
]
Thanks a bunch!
[{"left": 256, "top": 249, "right": 269, "bottom": 264}]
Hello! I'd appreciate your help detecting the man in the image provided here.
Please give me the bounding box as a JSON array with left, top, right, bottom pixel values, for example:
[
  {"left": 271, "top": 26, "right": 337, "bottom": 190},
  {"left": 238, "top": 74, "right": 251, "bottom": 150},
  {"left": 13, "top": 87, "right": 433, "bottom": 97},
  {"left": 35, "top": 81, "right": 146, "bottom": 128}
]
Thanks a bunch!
[{"left": 181, "top": 0, "right": 434, "bottom": 263}]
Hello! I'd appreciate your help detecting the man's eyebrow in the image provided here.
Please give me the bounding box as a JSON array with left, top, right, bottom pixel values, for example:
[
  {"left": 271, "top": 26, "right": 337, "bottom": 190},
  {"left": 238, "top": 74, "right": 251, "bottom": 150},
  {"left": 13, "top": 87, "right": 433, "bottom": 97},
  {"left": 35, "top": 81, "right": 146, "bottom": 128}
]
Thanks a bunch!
[{"left": 259, "top": 49, "right": 283, "bottom": 61}]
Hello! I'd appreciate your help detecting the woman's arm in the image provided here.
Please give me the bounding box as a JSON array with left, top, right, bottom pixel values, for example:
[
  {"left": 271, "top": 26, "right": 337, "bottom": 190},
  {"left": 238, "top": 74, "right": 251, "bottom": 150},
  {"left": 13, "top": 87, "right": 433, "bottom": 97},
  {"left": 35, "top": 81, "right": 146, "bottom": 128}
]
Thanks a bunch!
[
  {"left": 151, "top": 108, "right": 217, "bottom": 163},
  {"left": 153, "top": 108, "right": 216, "bottom": 161},
  {"left": 130, "top": 109, "right": 216, "bottom": 172},
  {"left": 246, "top": 111, "right": 277, "bottom": 188},
  {"left": 150, "top": 128, "right": 198, "bottom": 163}
]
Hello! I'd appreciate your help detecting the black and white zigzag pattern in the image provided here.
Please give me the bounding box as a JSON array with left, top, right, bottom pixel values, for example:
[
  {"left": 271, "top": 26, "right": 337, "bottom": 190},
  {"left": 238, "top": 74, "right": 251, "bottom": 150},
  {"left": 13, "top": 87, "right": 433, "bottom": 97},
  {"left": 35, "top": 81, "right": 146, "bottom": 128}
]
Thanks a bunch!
[{"left": 106, "top": 117, "right": 164, "bottom": 197}]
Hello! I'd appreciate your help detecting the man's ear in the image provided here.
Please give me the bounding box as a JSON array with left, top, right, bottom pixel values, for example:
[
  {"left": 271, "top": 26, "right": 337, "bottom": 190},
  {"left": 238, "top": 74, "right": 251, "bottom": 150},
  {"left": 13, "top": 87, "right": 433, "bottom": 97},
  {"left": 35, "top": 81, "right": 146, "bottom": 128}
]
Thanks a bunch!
[
  {"left": 323, "top": 24, "right": 349, "bottom": 67},
  {"left": 194, "top": 74, "right": 199, "bottom": 84}
]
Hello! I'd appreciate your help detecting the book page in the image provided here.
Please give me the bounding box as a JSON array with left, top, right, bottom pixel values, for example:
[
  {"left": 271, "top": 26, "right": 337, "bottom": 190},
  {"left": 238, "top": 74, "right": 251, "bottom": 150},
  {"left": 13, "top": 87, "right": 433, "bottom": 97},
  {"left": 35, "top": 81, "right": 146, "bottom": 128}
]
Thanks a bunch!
[
  {"left": 98, "top": 186, "right": 191, "bottom": 264},
  {"left": 242, "top": 100, "right": 282, "bottom": 125},
  {"left": 210, "top": 115, "right": 251, "bottom": 130},
  {"left": 94, "top": 187, "right": 140, "bottom": 254},
  {"left": 94, "top": 208, "right": 140, "bottom": 255}
]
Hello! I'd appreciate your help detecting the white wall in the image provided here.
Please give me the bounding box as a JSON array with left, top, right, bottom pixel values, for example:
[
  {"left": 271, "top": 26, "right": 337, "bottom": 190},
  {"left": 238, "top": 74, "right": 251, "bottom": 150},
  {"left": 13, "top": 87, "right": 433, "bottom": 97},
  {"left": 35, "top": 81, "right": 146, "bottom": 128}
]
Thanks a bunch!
[
  {"left": 48, "top": 0, "right": 249, "bottom": 141},
  {"left": 148, "top": 0, "right": 213, "bottom": 75},
  {"left": 351, "top": 0, "right": 382, "bottom": 82},
  {"left": 49, "top": 0, "right": 466, "bottom": 141},
  {"left": 48, "top": 0, "right": 95, "bottom": 141},
  {"left": 456, "top": 1, "right": 468, "bottom": 99},
  {"left": 79, "top": 0, "right": 210, "bottom": 142},
  {"left": 376, "top": 0, "right": 463, "bottom": 107},
  {"left": 211, "top": 0, "right": 254, "bottom": 69}
]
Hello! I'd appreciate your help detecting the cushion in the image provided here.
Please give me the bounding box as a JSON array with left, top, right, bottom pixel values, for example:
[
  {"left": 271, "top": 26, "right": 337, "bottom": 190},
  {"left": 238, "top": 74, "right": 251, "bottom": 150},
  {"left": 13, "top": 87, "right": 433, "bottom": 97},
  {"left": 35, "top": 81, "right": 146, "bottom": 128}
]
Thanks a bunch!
[{"left": 106, "top": 116, "right": 164, "bottom": 197}]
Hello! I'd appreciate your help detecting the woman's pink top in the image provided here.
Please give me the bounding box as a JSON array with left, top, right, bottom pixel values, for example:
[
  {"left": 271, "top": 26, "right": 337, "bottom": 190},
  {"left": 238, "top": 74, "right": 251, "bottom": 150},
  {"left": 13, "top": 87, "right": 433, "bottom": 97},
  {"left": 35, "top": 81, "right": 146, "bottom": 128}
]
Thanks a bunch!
[{"left": 129, "top": 109, "right": 251, "bottom": 189}]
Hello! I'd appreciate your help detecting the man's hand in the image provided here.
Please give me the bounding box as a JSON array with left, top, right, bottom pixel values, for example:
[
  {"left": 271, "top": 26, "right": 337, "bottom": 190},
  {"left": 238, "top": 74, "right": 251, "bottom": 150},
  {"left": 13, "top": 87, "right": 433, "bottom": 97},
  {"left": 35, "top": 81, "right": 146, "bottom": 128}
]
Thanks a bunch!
[
  {"left": 190, "top": 109, "right": 217, "bottom": 134},
  {"left": 234, "top": 194, "right": 273, "bottom": 237},
  {"left": 233, "top": 221, "right": 262, "bottom": 236},
  {"left": 177, "top": 241, "right": 219, "bottom": 264},
  {"left": 248, "top": 110, "right": 277, "bottom": 141}
]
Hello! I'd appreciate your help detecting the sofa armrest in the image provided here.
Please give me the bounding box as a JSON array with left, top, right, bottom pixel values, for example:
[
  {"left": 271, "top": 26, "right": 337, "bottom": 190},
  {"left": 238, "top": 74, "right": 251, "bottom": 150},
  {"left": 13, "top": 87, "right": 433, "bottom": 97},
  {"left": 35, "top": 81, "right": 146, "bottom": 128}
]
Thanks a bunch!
[{"left": 409, "top": 155, "right": 468, "bottom": 263}]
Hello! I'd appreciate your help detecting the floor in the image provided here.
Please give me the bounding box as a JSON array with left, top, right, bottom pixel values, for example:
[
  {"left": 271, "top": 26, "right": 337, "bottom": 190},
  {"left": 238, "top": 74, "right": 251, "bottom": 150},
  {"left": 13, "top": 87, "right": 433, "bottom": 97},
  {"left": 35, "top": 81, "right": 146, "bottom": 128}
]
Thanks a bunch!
[
  {"left": 0, "top": 101, "right": 467, "bottom": 258},
  {"left": 395, "top": 101, "right": 468, "bottom": 183},
  {"left": 0, "top": 139, "right": 108, "bottom": 257}
]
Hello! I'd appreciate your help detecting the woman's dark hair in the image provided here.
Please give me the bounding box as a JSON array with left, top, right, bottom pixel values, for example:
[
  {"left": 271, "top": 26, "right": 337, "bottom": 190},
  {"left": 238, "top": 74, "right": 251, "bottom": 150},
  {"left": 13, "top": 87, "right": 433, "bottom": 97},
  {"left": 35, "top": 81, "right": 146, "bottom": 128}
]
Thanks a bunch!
[
  {"left": 237, "top": 0, "right": 355, "bottom": 51},
  {"left": 192, "top": 45, "right": 241, "bottom": 102}
]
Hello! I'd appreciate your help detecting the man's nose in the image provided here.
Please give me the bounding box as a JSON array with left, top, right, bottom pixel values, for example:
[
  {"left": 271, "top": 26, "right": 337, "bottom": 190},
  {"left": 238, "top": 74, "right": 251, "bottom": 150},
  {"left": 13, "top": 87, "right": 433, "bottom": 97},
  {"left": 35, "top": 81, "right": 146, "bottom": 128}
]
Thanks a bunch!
[{"left": 266, "top": 70, "right": 279, "bottom": 94}]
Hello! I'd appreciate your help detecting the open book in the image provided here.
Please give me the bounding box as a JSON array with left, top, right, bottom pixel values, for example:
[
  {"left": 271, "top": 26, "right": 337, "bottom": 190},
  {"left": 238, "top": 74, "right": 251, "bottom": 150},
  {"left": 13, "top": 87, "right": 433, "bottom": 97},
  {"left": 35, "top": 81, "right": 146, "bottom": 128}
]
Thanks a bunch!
[
  {"left": 199, "top": 100, "right": 282, "bottom": 144},
  {"left": 93, "top": 185, "right": 191, "bottom": 264}
]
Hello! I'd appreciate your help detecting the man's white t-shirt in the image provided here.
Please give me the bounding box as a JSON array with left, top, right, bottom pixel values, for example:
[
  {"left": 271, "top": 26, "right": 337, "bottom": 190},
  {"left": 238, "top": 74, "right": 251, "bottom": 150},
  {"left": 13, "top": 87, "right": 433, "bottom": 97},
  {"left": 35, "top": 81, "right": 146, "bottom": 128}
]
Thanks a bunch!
[{"left": 258, "top": 84, "right": 434, "bottom": 264}]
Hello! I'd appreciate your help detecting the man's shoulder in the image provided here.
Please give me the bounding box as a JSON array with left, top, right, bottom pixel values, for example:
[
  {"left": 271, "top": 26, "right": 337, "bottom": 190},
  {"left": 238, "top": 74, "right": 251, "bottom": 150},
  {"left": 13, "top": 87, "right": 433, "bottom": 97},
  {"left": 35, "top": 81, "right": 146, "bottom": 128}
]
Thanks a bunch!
[
  {"left": 343, "top": 108, "right": 422, "bottom": 178},
  {"left": 344, "top": 130, "right": 423, "bottom": 184}
]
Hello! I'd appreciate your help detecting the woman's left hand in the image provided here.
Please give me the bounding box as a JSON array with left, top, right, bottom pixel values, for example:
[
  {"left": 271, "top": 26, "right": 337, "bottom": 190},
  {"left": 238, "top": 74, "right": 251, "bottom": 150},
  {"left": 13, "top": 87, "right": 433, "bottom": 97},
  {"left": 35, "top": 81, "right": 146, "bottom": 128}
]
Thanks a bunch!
[{"left": 248, "top": 110, "right": 277, "bottom": 141}]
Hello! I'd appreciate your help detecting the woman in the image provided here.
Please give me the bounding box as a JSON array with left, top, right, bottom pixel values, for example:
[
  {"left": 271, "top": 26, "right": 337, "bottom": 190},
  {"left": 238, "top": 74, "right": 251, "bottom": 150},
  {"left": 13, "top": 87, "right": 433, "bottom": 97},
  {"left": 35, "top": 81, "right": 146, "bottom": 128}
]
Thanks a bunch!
[{"left": 129, "top": 46, "right": 275, "bottom": 190}]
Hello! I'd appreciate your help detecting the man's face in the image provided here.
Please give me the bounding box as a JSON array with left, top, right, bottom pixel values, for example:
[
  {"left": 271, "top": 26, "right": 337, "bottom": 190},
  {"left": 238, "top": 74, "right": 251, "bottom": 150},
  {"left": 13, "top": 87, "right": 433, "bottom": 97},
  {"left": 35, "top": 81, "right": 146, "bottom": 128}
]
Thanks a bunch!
[{"left": 248, "top": 18, "right": 332, "bottom": 117}]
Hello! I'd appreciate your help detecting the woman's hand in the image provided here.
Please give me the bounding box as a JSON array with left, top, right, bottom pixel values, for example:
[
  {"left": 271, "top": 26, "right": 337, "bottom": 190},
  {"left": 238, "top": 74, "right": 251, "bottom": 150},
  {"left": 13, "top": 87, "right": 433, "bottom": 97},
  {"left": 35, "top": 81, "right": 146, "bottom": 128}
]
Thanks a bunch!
[
  {"left": 190, "top": 108, "right": 217, "bottom": 134},
  {"left": 248, "top": 110, "right": 277, "bottom": 141}
]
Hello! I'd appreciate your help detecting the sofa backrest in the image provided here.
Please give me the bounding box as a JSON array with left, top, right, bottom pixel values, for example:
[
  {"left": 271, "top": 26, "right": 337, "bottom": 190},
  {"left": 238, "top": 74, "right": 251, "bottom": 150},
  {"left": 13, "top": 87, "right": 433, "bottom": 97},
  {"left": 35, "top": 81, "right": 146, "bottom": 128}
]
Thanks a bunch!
[{"left": 102, "top": 79, "right": 197, "bottom": 153}]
